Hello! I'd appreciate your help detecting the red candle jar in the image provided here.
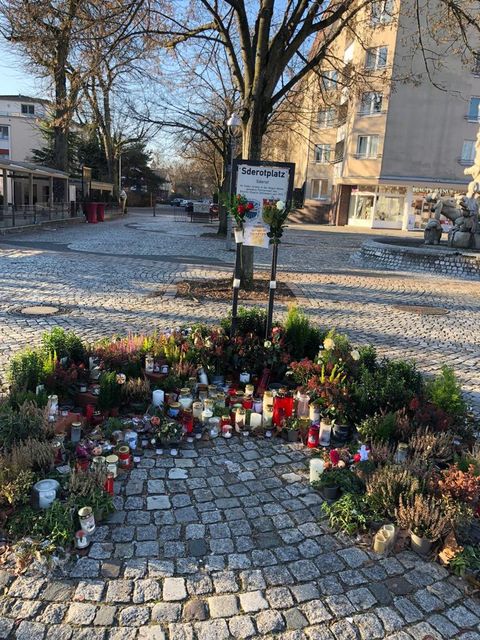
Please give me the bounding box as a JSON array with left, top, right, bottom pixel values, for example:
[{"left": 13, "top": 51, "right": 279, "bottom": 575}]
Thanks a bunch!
[
  {"left": 307, "top": 424, "right": 320, "bottom": 448},
  {"left": 76, "top": 458, "right": 90, "bottom": 472},
  {"left": 221, "top": 415, "right": 232, "bottom": 435},
  {"left": 85, "top": 404, "right": 94, "bottom": 423},
  {"left": 242, "top": 396, "right": 253, "bottom": 410},
  {"left": 273, "top": 395, "right": 285, "bottom": 426},
  {"left": 283, "top": 394, "right": 294, "bottom": 418},
  {"left": 104, "top": 472, "right": 114, "bottom": 496},
  {"left": 183, "top": 409, "right": 194, "bottom": 434}
]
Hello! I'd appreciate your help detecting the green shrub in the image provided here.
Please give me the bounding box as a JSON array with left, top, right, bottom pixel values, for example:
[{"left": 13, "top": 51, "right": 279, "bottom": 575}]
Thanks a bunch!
[
  {"left": 322, "top": 492, "right": 377, "bottom": 535},
  {"left": 357, "top": 412, "right": 396, "bottom": 443},
  {"left": 7, "top": 348, "right": 46, "bottom": 393},
  {"left": 6, "top": 501, "right": 74, "bottom": 547},
  {"left": 0, "top": 470, "right": 35, "bottom": 507},
  {"left": 313, "top": 467, "right": 363, "bottom": 493},
  {"left": 221, "top": 307, "right": 267, "bottom": 337},
  {"left": 350, "top": 358, "right": 423, "bottom": 421},
  {"left": 42, "top": 327, "right": 86, "bottom": 363},
  {"left": 284, "top": 306, "right": 323, "bottom": 360},
  {"left": 97, "top": 372, "right": 122, "bottom": 411},
  {"left": 426, "top": 366, "right": 466, "bottom": 420},
  {"left": 357, "top": 345, "right": 378, "bottom": 372}
]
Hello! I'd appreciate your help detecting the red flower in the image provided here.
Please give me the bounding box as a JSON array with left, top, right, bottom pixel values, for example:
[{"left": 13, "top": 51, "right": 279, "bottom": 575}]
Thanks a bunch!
[
  {"left": 237, "top": 205, "right": 246, "bottom": 214},
  {"left": 329, "top": 449, "right": 340, "bottom": 466},
  {"left": 353, "top": 453, "right": 361, "bottom": 463},
  {"left": 247, "top": 202, "right": 254, "bottom": 210}
]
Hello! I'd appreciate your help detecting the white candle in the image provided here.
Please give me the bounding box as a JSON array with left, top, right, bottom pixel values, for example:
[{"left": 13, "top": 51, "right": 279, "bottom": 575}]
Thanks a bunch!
[
  {"left": 152, "top": 390, "right": 164, "bottom": 407},
  {"left": 249, "top": 412, "right": 262, "bottom": 428},
  {"left": 309, "top": 458, "right": 324, "bottom": 483}
]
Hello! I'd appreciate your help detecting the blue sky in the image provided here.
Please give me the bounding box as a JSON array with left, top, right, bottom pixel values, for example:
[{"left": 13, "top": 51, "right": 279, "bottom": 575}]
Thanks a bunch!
[{"left": 0, "top": 42, "right": 40, "bottom": 96}]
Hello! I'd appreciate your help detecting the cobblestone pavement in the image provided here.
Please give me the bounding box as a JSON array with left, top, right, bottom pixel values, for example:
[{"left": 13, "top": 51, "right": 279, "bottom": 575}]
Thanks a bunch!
[
  {"left": 1, "top": 439, "right": 480, "bottom": 640},
  {"left": 0, "top": 210, "right": 480, "bottom": 639},
  {"left": 0, "top": 209, "right": 479, "bottom": 407}
]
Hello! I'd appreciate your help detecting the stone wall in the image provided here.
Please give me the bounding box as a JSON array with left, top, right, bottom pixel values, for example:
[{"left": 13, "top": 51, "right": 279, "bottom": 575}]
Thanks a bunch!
[{"left": 356, "top": 239, "right": 480, "bottom": 280}]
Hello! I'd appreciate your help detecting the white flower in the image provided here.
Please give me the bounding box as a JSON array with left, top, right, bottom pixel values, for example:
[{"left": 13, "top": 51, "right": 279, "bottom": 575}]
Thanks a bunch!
[
  {"left": 116, "top": 374, "right": 126, "bottom": 384},
  {"left": 276, "top": 200, "right": 285, "bottom": 211},
  {"left": 351, "top": 350, "right": 360, "bottom": 361},
  {"left": 323, "top": 337, "right": 335, "bottom": 350},
  {"left": 264, "top": 340, "right": 272, "bottom": 348}
]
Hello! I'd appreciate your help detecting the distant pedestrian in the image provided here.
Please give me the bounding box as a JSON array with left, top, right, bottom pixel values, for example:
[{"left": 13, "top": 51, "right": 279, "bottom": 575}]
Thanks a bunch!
[{"left": 120, "top": 189, "right": 127, "bottom": 214}]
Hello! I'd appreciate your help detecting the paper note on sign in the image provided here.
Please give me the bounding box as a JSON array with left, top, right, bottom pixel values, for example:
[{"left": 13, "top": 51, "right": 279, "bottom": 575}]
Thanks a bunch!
[{"left": 243, "top": 224, "right": 269, "bottom": 248}]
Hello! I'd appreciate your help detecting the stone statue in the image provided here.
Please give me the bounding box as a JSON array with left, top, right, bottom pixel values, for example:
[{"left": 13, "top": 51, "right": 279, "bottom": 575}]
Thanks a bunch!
[{"left": 424, "top": 193, "right": 479, "bottom": 249}]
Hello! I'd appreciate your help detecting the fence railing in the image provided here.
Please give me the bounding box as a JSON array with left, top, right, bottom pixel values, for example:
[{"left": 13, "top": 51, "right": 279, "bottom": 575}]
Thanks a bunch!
[{"left": 0, "top": 202, "right": 121, "bottom": 229}]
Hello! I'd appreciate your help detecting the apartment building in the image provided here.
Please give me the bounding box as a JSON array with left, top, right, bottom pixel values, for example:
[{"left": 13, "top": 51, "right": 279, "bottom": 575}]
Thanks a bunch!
[
  {"left": 0, "top": 95, "right": 48, "bottom": 161},
  {"left": 288, "top": 0, "right": 480, "bottom": 230}
]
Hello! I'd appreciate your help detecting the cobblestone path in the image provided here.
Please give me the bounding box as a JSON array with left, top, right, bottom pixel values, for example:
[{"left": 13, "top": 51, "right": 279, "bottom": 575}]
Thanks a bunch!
[
  {"left": 1, "top": 210, "right": 479, "bottom": 408},
  {"left": 0, "top": 210, "right": 479, "bottom": 639},
  {"left": 1, "top": 439, "right": 480, "bottom": 640}
]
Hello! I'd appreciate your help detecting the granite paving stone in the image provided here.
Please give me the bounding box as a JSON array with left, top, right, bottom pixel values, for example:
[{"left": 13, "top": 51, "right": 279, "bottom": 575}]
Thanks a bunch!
[{"left": 0, "top": 214, "right": 478, "bottom": 640}]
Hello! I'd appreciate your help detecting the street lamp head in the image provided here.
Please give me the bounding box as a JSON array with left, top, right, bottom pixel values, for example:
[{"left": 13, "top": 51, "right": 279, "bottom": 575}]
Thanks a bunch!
[{"left": 227, "top": 113, "right": 242, "bottom": 134}]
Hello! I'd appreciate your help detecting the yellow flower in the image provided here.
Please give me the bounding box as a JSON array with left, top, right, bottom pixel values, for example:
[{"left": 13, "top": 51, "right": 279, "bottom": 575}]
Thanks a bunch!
[{"left": 323, "top": 337, "right": 335, "bottom": 351}]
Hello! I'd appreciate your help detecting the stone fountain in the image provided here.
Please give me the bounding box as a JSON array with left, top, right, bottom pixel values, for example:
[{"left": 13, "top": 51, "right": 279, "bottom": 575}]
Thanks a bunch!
[{"left": 424, "top": 129, "right": 480, "bottom": 249}]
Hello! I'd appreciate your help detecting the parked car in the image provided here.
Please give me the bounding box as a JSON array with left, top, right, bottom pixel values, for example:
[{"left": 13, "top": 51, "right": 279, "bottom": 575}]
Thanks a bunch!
[{"left": 170, "top": 198, "right": 182, "bottom": 206}]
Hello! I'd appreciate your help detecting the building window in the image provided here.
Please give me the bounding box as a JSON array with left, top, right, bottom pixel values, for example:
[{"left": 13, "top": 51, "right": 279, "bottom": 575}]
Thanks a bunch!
[
  {"left": 467, "top": 97, "right": 480, "bottom": 121},
  {"left": 460, "top": 140, "right": 476, "bottom": 164},
  {"left": 334, "top": 140, "right": 345, "bottom": 162},
  {"left": 356, "top": 135, "right": 380, "bottom": 158},
  {"left": 0, "top": 126, "right": 8, "bottom": 140},
  {"left": 317, "top": 108, "right": 336, "bottom": 128},
  {"left": 21, "top": 103, "right": 35, "bottom": 115},
  {"left": 311, "top": 179, "right": 329, "bottom": 200},
  {"left": 314, "top": 144, "right": 331, "bottom": 163},
  {"left": 365, "top": 46, "right": 388, "bottom": 69},
  {"left": 371, "top": 0, "right": 394, "bottom": 24},
  {"left": 322, "top": 70, "right": 338, "bottom": 90},
  {"left": 473, "top": 53, "right": 480, "bottom": 75},
  {"left": 0, "top": 150, "right": 9, "bottom": 159},
  {"left": 359, "top": 92, "right": 383, "bottom": 115}
]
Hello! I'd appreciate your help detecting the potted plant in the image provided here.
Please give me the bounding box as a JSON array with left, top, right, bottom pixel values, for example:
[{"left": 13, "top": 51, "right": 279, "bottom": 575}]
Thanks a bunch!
[
  {"left": 396, "top": 494, "right": 451, "bottom": 555},
  {"left": 97, "top": 372, "right": 123, "bottom": 416},
  {"left": 121, "top": 377, "right": 151, "bottom": 413},
  {"left": 283, "top": 417, "right": 301, "bottom": 443}
]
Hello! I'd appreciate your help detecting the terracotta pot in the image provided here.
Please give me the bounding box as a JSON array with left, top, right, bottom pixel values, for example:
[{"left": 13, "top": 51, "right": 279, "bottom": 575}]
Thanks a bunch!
[{"left": 411, "top": 532, "right": 432, "bottom": 555}]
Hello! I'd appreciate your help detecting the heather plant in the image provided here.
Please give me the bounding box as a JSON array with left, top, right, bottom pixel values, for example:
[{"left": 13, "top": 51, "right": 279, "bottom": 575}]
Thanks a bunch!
[
  {"left": 7, "top": 438, "right": 55, "bottom": 473},
  {"left": 93, "top": 334, "right": 152, "bottom": 377},
  {"left": 366, "top": 465, "right": 420, "bottom": 518},
  {"left": 408, "top": 429, "right": 454, "bottom": 463},
  {"left": 396, "top": 494, "right": 451, "bottom": 541},
  {"left": 0, "top": 401, "right": 50, "bottom": 450},
  {"left": 369, "top": 440, "right": 395, "bottom": 466},
  {"left": 0, "top": 470, "right": 35, "bottom": 507},
  {"left": 436, "top": 464, "right": 480, "bottom": 507},
  {"left": 97, "top": 372, "right": 122, "bottom": 412},
  {"left": 121, "top": 377, "right": 151, "bottom": 406}
]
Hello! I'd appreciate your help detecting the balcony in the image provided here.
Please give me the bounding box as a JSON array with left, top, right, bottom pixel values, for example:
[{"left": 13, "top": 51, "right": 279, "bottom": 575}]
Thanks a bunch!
[
  {"left": 357, "top": 109, "right": 387, "bottom": 117},
  {"left": 353, "top": 153, "right": 383, "bottom": 160},
  {"left": 465, "top": 114, "right": 480, "bottom": 123}
]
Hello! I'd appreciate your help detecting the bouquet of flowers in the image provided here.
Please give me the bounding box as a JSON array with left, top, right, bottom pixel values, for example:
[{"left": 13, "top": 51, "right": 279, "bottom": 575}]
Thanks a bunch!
[
  {"left": 226, "top": 194, "right": 254, "bottom": 230},
  {"left": 262, "top": 199, "right": 290, "bottom": 243}
]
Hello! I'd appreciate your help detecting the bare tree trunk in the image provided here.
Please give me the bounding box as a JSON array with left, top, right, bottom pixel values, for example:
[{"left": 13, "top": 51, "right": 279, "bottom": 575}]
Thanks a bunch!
[{"left": 240, "top": 105, "right": 267, "bottom": 286}]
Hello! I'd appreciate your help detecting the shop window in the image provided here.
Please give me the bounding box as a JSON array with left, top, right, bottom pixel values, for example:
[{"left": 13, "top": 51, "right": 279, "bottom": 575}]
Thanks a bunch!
[
  {"left": 374, "top": 194, "right": 404, "bottom": 225},
  {"left": 356, "top": 135, "right": 380, "bottom": 158},
  {"left": 317, "top": 108, "right": 336, "bottom": 128},
  {"left": 365, "top": 46, "right": 388, "bottom": 70},
  {"left": 314, "top": 144, "right": 331, "bottom": 163},
  {"left": 311, "top": 179, "right": 329, "bottom": 200},
  {"left": 348, "top": 192, "right": 376, "bottom": 222},
  {"left": 359, "top": 92, "right": 383, "bottom": 115},
  {"left": 467, "top": 97, "right": 480, "bottom": 121}
]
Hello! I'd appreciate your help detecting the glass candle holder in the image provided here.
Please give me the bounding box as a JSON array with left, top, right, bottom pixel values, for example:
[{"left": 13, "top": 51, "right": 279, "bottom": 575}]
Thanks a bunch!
[
  {"left": 145, "top": 355, "right": 154, "bottom": 373},
  {"left": 296, "top": 393, "right": 310, "bottom": 419}
]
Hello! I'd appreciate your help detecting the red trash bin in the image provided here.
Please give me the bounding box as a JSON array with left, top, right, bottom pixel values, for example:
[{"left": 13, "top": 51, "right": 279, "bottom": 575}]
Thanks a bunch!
[
  {"left": 86, "top": 202, "right": 98, "bottom": 224},
  {"left": 96, "top": 203, "right": 105, "bottom": 222}
]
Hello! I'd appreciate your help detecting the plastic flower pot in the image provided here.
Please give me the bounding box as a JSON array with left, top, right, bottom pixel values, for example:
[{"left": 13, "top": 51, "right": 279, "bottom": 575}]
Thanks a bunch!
[
  {"left": 96, "top": 203, "right": 105, "bottom": 222},
  {"left": 234, "top": 228, "right": 244, "bottom": 243},
  {"left": 286, "top": 429, "right": 299, "bottom": 443},
  {"left": 410, "top": 532, "right": 433, "bottom": 555},
  {"left": 321, "top": 485, "right": 340, "bottom": 501}
]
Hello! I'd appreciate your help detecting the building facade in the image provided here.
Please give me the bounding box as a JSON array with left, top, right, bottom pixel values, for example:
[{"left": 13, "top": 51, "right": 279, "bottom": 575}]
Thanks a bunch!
[
  {"left": 0, "top": 95, "right": 48, "bottom": 162},
  {"left": 287, "top": 0, "right": 480, "bottom": 230}
]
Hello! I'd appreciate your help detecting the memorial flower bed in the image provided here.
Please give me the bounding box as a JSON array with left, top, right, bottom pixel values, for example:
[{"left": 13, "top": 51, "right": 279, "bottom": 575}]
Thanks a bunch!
[{"left": 0, "top": 307, "right": 478, "bottom": 581}]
